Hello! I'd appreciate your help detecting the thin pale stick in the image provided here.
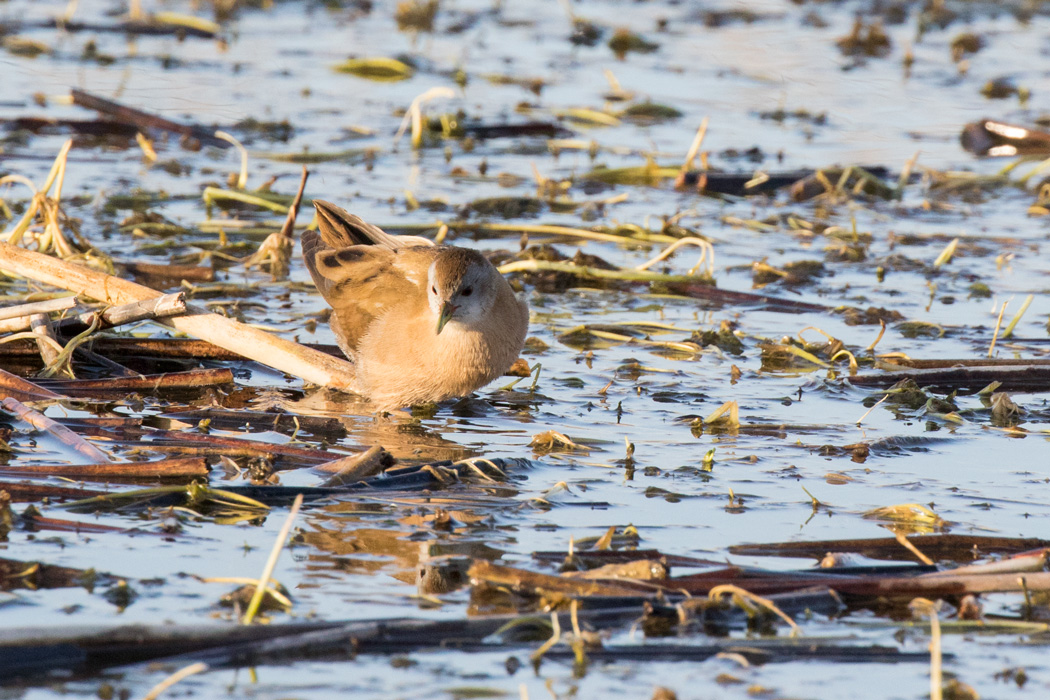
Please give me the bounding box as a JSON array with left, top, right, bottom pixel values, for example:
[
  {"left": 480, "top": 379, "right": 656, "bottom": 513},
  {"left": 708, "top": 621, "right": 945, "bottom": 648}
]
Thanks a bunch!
[
  {"left": 242, "top": 493, "right": 303, "bottom": 624},
  {"left": 0, "top": 296, "right": 78, "bottom": 321},
  {"left": 1, "top": 397, "right": 110, "bottom": 462}
]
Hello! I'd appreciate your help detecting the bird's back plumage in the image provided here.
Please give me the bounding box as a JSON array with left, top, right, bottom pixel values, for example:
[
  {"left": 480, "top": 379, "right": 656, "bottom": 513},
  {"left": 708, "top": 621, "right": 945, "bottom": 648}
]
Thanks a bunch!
[{"left": 302, "top": 200, "right": 529, "bottom": 409}]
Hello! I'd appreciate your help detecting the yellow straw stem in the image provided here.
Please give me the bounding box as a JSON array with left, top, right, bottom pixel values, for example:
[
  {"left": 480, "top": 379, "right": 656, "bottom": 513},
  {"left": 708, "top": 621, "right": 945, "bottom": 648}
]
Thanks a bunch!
[
  {"left": 1002, "top": 293, "right": 1034, "bottom": 339},
  {"left": 242, "top": 493, "right": 303, "bottom": 624}
]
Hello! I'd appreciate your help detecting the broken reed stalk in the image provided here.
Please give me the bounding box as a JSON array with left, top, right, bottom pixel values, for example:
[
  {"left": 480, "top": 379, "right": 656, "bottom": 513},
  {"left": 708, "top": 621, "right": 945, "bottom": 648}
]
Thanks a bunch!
[
  {"left": 315, "top": 444, "right": 394, "bottom": 485},
  {"left": 1, "top": 397, "right": 110, "bottom": 463},
  {"left": 243, "top": 166, "right": 307, "bottom": 277},
  {"left": 122, "top": 261, "right": 213, "bottom": 283},
  {"left": 0, "top": 295, "right": 78, "bottom": 321},
  {"left": 42, "top": 368, "right": 234, "bottom": 393},
  {"left": 242, "top": 493, "right": 303, "bottom": 625},
  {"left": 0, "top": 457, "right": 208, "bottom": 478},
  {"left": 0, "top": 243, "right": 357, "bottom": 391},
  {"left": 280, "top": 167, "right": 308, "bottom": 240},
  {"left": 85, "top": 425, "right": 338, "bottom": 465},
  {"left": 0, "top": 291, "right": 187, "bottom": 334}
]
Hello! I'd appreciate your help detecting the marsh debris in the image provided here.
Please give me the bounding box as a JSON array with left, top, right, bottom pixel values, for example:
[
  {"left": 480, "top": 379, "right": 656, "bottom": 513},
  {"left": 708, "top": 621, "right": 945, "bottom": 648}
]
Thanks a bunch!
[{"left": 836, "top": 19, "right": 892, "bottom": 58}]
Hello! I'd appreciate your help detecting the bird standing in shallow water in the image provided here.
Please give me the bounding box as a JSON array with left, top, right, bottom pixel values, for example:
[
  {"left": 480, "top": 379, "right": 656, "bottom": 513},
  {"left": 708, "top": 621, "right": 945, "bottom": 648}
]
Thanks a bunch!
[{"left": 302, "top": 200, "right": 529, "bottom": 410}]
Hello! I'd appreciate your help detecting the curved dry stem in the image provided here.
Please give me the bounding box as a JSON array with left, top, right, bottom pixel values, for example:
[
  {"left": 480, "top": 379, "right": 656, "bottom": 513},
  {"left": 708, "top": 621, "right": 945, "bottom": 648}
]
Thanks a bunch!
[
  {"left": 214, "top": 130, "right": 249, "bottom": 189},
  {"left": 830, "top": 348, "right": 858, "bottom": 372},
  {"left": 681, "top": 118, "right": 709, "bottom": 172},
  {"left": 634, "top": 236, "right": 715, "bottom": 277},
  {"left": 395, "top": 87, "right": 456, "bottom": 149},
  {"left": 865, "top": 319, "right": 887, "bottom": 352},
  {"left": 708, "top": 584, "right": 801, "bottom": 637},
  {"left": 0, "top": 174, "right": 38, "bottom": 193},
  {"left": 40, "top": 312, "right": 100, "bottom": 379},
  {"left": 140, "top": 662, "right": 209, "bottom": 700},
  {"left": 529, "top": 611, "right": 562, "bottom": 663}
]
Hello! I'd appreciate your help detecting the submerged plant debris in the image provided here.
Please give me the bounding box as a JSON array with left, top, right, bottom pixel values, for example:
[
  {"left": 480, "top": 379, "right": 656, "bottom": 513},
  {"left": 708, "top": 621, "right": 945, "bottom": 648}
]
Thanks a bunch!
[{"left": 2, "top": 0, "right": 1050, "bottom": 699}]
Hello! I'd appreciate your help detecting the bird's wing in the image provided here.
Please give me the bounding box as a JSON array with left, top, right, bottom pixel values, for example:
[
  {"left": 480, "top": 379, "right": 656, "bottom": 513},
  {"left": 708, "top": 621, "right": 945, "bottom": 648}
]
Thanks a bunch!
[
  {"left": 313, "top": 200, "right": 434, "bottom": 250},
  {"left": 302, "top": 229, "right": 436, "bottom": 353}
]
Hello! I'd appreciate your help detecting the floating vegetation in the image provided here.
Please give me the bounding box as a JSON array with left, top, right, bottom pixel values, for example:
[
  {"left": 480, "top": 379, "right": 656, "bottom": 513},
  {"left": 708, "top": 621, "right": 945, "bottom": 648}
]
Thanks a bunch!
[
  {"left": 608, "top": 28, "right": 660, "bottom": 58},
  {"left": 617, "top": 102, "right": 683, "bottom": 125},
  {"left": 836, "top": 19, "right": 892, "bottom": 58},
  {"left": 583, "top": 161, "right": 680, "bottom": 186},
  {"left": 333, "top": 56, "right": 415, "bottom": 81}
]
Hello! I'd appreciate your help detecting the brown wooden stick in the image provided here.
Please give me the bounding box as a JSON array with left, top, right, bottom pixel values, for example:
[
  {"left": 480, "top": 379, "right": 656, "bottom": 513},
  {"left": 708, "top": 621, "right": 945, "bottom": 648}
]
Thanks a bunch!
[
  {"left": 0, "top": 243, "right": 357, "bottom": 391},
  {"left": 0, "top": 480, "right": 109, "bottom": 502},
  {"left": 0, "top": 457, "right": 208, "bottom": 479},
  {"left": 71, "top": 89, "right": 227, "bottom": 146},
  {"left": 1, "top": 397, "right": 111, "bottom": 462},
  {"left": 0, "top": 367, "right": 65, "bottom": 401},
  {"left": 0, "top": 337, "right": 345, "bottom": 361},
  {"left": 83, "top": 337, "right": 252, "bottom": 360},
  {"left": 138, "top": 427, "right": 337, "bottom": 464},
  {"left": 123, "top": 261, "right": 214, "bottom": 283},
  {"left": 41, "top": 368, "right": 234, "bottom": 393}
]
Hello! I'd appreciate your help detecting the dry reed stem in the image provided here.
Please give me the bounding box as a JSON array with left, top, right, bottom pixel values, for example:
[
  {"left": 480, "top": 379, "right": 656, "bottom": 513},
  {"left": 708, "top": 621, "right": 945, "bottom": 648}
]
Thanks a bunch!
[
  {"left": 242, "top": 492, "right": 303, "bottom": 624},
  {"left": 909, "top": 598, "right": 943, "bottom": 700},
  {"left": 681, "top": 118, "right": 709, "bottom": 173},
  {"left": 214, "top": 131, "right": 249, "bottom": 189},
  {"left": 3, "top": 457, "right": 209, "bottom": 478},
  {"left": 895, "top": 531, "right": 935, "bottom": 565},
  {"left": 395, "top": 87, "right": 456, "bottom": 148},
  {"left": 707, "top": 584, "right": 801, "bottom": 636},
  {"left": 1, "top": 397, "right": 111, "bottom": 462},
  {"left": 0, "top": 296, "right": 78, "bottom": 321},
  {"left": 988, "top": 300, "right": 1008, "bottom": 357},
  {"left": 0, "top": 366, "right": 64, "bottom": 400},
  {"left": 139, "top": 661, "right": 209, "bottom": 700},
  {"left": 0, "top": 243, "right": 357, "bottom": 391},
  {"left": 29, "top": 314, "right": 62, "bottom": 371},
  {"left": 530, "top": 612, "right": 562, "bottom": 662},
  {"left": 1002, "top": 293, "right": 1034, "bottom": 339},
  {"left": 634, "top": 237, "right": 714, "bottom": 276},
  {"left": 244, "top": 167, "right": 307, "bottom": 278}
]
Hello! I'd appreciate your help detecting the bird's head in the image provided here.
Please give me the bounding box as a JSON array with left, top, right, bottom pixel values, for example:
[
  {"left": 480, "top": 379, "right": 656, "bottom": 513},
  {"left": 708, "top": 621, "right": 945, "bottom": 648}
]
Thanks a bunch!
[{"left": 427, "top": 248, "right": 498, "bottom": 334}]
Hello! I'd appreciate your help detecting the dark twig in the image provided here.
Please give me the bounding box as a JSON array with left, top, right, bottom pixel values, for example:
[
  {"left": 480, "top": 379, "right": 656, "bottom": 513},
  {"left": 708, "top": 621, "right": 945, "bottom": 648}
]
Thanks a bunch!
[{"left": 70, "top": 89, "right": 229, "bottom": 148}]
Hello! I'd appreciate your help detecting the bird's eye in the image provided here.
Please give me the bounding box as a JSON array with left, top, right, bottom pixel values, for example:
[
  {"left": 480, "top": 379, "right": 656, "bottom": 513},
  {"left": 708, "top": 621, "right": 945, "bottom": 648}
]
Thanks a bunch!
[
  {"left": 462, "top": 286, "right": 473, "bottom": 297},
  {"left": 431, "top": 286, "right": 437, "bottom": 294}
]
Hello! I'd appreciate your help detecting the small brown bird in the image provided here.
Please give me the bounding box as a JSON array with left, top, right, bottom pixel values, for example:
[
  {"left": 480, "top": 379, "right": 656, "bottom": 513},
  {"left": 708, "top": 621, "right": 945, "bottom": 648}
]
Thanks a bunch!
[{"left": 302, "top": 200, "right": 529, "bottom": 410}]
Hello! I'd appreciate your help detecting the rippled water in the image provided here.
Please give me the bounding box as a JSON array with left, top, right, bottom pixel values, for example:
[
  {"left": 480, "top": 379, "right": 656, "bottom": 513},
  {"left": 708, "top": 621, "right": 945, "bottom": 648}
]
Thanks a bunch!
[{"left": 3, "top": 0, "right": 1050, "bottom": 697}]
